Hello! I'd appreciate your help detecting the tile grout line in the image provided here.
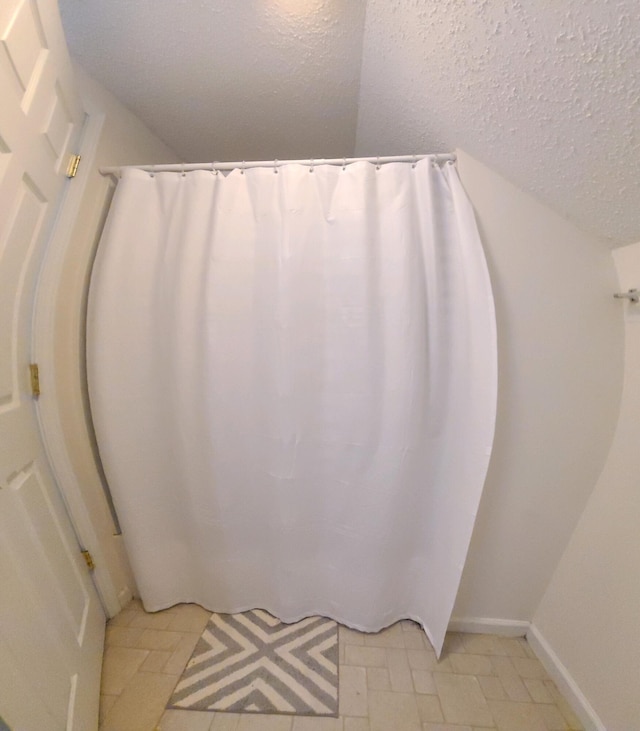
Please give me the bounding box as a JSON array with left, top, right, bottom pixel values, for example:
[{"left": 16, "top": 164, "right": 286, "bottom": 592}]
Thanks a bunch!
[{"left": 100, "top": 602, "right": 583, "bottom": 731}]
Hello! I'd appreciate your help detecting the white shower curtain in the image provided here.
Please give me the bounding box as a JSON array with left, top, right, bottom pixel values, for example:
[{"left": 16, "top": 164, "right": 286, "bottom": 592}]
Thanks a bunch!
[{"left": 87, "top": 159, "right": 496, "bottom": 654}]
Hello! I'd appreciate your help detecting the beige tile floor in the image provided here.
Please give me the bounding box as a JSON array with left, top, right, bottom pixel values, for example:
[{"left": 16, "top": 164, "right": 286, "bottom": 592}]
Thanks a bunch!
[{"left": 99, "top": 600, "right": 584, "bottom": 731}]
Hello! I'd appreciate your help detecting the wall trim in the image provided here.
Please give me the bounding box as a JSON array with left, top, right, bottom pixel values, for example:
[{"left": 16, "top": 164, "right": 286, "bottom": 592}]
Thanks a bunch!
[
  {"left": 448, "top": 616, "right": 530, "bottom": 637},
  {"left": 449, "top": 617, "right": 605, "bottom": 730},
  {"left": 33, "top": 110, "right": 123, "bottom": 617},
  {"left": 526, "top": 623, "right": 605, "bottom": 731}
]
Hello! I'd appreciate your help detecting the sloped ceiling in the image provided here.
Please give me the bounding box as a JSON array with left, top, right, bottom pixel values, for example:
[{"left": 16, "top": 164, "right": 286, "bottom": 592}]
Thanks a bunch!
[
  {"left": 60, "top": 0, "right": 640, "bottom": 246},
  {"left": 60, "top": 0, "right": 367, "bottom": 162}
]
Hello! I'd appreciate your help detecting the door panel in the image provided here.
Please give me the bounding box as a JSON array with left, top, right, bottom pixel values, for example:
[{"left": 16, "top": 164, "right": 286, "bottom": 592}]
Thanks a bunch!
[
  {"left": 0, "top": 632, "right": 57, "bottom": 729},
  {"left": 0, "top": 511, "right": 71, "bottom": 721},
  {"left": 0, "top": 173, "right": 47, "bottom": 404},
  {"left": 0, "top": 1, "right": 105, "bottom": 729},
  {"left": 10, "top": 466, "right": 90, "bottom": 641},
  {"left": 2, "top": 0, "right": 48, "bottom": 93}
]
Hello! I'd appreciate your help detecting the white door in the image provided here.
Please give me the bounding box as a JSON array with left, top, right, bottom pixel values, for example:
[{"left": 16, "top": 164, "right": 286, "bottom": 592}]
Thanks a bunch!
[{"left": 0, "top": 1, "right": 105, "bottom": 730}]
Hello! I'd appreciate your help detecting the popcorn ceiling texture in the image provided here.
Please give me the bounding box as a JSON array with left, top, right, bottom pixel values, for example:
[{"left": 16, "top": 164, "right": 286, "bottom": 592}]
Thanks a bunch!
[
  {"left": 355, "top": 0, "right": 640, "bottom": 246},
  {"left": 59, "top": 0, "right": 367, "bottom": 163},
  {"left": 60, "top": 0, "right": 640, "bottom": 245}
]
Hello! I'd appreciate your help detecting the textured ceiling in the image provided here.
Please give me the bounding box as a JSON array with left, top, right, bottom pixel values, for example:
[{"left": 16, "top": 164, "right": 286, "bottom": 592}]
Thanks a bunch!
[
  {"left": 59, "top": 0, "right": 367, "bottom": 163},
  {"left": 60, "top": 0, "right": 640, "bottom": 245},
  {"left": 355, "top": 0, "right": 640, "bottom": 247}
]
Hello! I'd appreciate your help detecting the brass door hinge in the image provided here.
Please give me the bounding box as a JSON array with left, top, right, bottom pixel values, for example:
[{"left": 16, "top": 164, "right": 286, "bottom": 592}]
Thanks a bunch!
[
  {"left": 81, "top": 550, "right": 95, "bottom": 571},
  {"left": 29, "top": 363, "right": 40, "bottom": 398},
  {"left": 66, "top": 154, "right": 81, "bottom": 178}
]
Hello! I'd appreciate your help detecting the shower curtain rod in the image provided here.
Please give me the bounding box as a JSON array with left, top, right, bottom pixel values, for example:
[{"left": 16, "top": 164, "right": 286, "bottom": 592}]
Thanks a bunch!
[{"left": 99, "top": 153, "right": 456, "bottom": 178}]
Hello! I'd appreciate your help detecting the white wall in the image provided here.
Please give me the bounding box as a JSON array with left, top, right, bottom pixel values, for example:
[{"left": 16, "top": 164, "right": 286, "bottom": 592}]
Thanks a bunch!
[
  {"left": 52, "top": 64, "right": 181, "bottom": 612},
  {"left": 450, "top": 151, "right": 624, "bottom": 621},
  {"left": 532, "top": 241, "right": 640, "bottom": 731}
]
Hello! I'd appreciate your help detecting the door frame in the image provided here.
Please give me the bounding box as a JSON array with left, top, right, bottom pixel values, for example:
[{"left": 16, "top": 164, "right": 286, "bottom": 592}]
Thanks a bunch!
[{"left": 31, "top": 108, "right": 123, "bottom": 617}]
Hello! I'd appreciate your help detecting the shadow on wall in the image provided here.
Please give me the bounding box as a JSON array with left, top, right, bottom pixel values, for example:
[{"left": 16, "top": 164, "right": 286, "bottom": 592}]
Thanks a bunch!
[{"left": 452, "top": 149, "right": 623, "bottom": 624}]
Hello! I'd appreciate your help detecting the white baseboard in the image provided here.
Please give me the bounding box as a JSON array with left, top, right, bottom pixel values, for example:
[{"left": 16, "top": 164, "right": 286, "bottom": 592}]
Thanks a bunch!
[
  {"left": 448, "top": 616, "right": 530, "bottom": 637},
  {"left": 117, "top": 586, "right": 134, "bottom": 611},
  {"left": 526, "top": 623, "right": 605, "bottom": 731}
]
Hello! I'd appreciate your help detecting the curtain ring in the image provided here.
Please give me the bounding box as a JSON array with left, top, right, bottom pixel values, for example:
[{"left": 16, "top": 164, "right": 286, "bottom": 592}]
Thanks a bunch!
[
  {"left": 274, "top": 159, "right": 279, "bottom": 174},
  {"left": 376, "top": 156, "right": 381, "bottom": 171},
  {"left": 342, "top": 158, "right": 347, "bottom": 171},
  {"left": 149, "top": 165, "right": 156, "bottom": 178},
  {"left": 309, "top": 159, "right": 314, "bottom": 173},
  {"left": 412, "top": 155, "right": 417, "bottom": 169},
  {"left": 181, "top": 164, "right": 186, "bottom": 177},
  {"left": 241, "top": 161, "right": 246, "bottom": 175}
]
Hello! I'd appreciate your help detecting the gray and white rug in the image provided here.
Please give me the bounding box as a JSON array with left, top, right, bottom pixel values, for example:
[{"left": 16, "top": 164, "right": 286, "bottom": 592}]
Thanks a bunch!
[{"left": 168, "top": 609, "right": 339, "bottom": 716}]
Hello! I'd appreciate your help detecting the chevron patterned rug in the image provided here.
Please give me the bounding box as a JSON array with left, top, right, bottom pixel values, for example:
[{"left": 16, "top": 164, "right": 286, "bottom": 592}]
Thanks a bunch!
[{"left": 167, "top": 609, "right": 339, "bottom": 716}]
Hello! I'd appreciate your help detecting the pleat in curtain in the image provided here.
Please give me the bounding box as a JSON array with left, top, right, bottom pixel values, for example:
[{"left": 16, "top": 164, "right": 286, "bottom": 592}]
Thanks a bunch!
[{"left": 87, "top": 159, "right": 497, "bottom": 655}]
